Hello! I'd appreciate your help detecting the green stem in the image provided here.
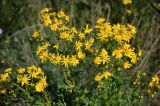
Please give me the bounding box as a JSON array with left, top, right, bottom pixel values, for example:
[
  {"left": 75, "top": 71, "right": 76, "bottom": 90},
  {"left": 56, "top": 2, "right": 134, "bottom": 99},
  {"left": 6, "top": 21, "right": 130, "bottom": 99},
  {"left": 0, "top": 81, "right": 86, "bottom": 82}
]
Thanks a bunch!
[
  {"left": 13, "top": 83, "right": 33, "bottom": 101},
  {"left": 43, "top": 91, "right": 51, "bottom": 106}
]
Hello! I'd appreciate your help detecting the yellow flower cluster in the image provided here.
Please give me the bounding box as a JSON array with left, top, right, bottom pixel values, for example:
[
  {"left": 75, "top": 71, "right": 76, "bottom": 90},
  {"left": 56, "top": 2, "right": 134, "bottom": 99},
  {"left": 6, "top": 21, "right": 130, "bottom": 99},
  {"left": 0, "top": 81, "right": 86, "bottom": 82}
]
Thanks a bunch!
[
  {"left": 17, "top": 66, "right": 47, "bottom": 92},
  {"left": 32, "top": 8, "right": 93, "bottom": 68},
  {"left": 149, "top": 75, "right": 160, "bottom": 88},
  {"left": 148, "top": 75, "right": 160, "bottom": 97},
  {"left": 32, "top": 8, "right": 142, "bottom": 83},
  {"left": 0, "top": 68, "right": 12, "bottom": 94},
  {"left": 95, "top": 71, "right": 112, "bottom": 81},
  {"left": 0, "top": 66, "right": 47, "bottom": 94},
  {"left": 112, "top": 44, "right": 142, "bottom": 69},
  {"left": 94, "top": 48, "right": 110, "bottom": 65}
]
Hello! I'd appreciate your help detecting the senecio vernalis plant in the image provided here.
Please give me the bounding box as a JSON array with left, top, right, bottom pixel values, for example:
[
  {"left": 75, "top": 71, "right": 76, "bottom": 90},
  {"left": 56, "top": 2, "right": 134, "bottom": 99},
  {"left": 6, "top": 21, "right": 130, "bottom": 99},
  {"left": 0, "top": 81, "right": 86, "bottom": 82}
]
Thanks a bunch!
[{"left": 0, "top": 8, "right": 157, "bottom": 105}]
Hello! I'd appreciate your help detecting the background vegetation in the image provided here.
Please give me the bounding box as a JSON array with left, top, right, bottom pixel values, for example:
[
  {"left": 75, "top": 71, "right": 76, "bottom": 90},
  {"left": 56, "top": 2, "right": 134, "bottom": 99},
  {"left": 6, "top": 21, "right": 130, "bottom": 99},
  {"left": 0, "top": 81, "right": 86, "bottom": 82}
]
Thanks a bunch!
[{"left": 0, "top": 0, "right": 160, "bottom": 105}]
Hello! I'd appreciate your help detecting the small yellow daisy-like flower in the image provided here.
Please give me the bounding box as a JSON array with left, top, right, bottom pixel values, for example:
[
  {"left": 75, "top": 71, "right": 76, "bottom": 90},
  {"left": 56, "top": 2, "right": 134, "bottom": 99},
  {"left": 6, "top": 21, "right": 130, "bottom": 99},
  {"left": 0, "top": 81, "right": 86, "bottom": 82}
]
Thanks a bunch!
[
  {"left": 40, "top": 8, "right": 49, "bottom": 14},
  {"left": 84, "top": 40, "right": 92, "bottom": 50},
  {"left": 54, "top": 54, "right": 62, "bottom": 64},
  {"left": 65, "top": 15, "right": 70, "bottom": 22},
  {"left": 94, "top": 56, "right": 101, "bottom": 65},
  {"left": 122, "top": 0, "right": 132, "bottom": 5},
  {"left": 123, "top": 61, "right": 132, "bottom": 69},
  {"left": 95, "top": 73, "right": 103, "bottom": 81},
  {"left": 62, "top": 55, "right": 70, "bottom": 68},
  {"left": 35, "top": 76, "right": 47, "bottom": 92},
  {"left": 0, "top": 73, "right": 9, "bottom": 82},
  {"left": 39, "top": 51, "right": 49, "bottom": 63},
  {"left": 152, "top": 75, "right": 159, "bottom": 84},
  {"left": 57, "top": 10, "right": 65, "bottom": 18},
  {"left": 32, "top": 30, "right": 40, "bottom": 38},
  {"left": 17, "top": 68, "right": 25, "bottom": 74},
  {"left": 131, "top": 54, "right": 137, "bottom": 64},
  {"left": 4, "top": 68, "right": 12, "bottom": 73},
  {"left": 77, "top": 50, "right": 85, "bottom": 59},
  {"left": 78, "top": 32, "right": 85, "bottom": 40},
  {"left": 102, "top": 71, "right": 112, "bottom": 79},
  {"left": 17, "top": 75, "right": 30, "bottom": 86},
  {"left": 0, "top": 88, "right": 6, "bottom": 94},
  {"left": 41, "top": 15, "right": 52, "bottom": 27},
  {"left": 112, "top": 49, "right": 123, "bottom": 59},
  {"left": 100, "top": 48, "right": 108, "bottom": 57},
  {"left": 96, "top": 18, "right": 105, "bottom": 24},
  {"left": 75, "top": 41, "right": 83, "bottom": 51},
  {"left": 35, "top": 82, "right": 45, "bottom": 92},
  {"left": 71, "top": 27, "right": 78, "bottom": 34},
  {"left": 70, "top": 55, "right": 79, "bottom": 67},
  {"left": 50, "top": 23, "right": 58, "bottom": 31},
  {"left": 39, "top": 76, "right": 47, "bottom": 87},
  {"left": 84, "top": 24, "right": 92, "bottom": 34},
  {"left": 149, "top": 81, "right": 154, "bottom": 87}
]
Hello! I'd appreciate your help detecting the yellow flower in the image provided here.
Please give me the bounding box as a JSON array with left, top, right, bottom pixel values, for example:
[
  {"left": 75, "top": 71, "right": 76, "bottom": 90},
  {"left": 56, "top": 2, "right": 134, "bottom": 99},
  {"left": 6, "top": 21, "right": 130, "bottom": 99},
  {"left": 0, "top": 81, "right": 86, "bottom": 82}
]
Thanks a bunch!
[
  {"left": 101, "top": 56, "right": 110, "bottom": 64},
  {"left": 75, "top": 41, "right": 83, "bottom": 51},
  {"left": 17, "top": 68, "right": 25, "bottom": 74},
  {"left": 0, "top": 88, "right": 6, "bottom": 94},
  {"left": 32, "top": 30, "right": 40, "bottom": 38},
  {"left": 112, "top": 49, "right": 123, "bottom": 59},
  {"left": 62, "top": 55, "right": 70, "bottom": 68},
  {"left": 138, "top": 49, "right": 142, "bottom": 57},
  {"left": 27, "top": 66, "right": 41, "bottom": 78},
  {"left": 89, "top": 37, "right": 95, "bottom": 44},
  {"left": 39, "top": 51, "right": 49, "bottom": 63},
  {"left": 84, "top": 40, "right": 92, "bottom": 50},
  {"left": 71, "top": 27, "right": 78, "bottom": 34},
  {"left": 0, "top": 73, "right": 9, "bottom": 82},
  {"left": 77, "top": 50, "right": 85, "bottom": 59},
  {"left": 95, "top": 73, "right": 103, "bottom": 81},
  {"left": 17, "top": 75, "right": 30, "bottom": 86},
  {"left": 122, "top": 43, "right": 130, "bottom": 51},
  {"left": 152, "top": 75, "right": 159, "bottom": 84},
  {"left": 57, "top": 10, "right": 65, "bottom": 18},
  {"left": 40, "top": 8, "right": 49, "bottom": 14},
  {"left": 123, "top": 48, "right": 134, "bottom": 58},
  {"left": 40, "top": 76, "right": 47, "bottom": 87},
  {"left": 35, "top": 82, "right": 45, "bottom": 92},
  {"left": 35, "top": 76, "right": 47, "bottom": 92},
  {"left": 41, "top": 14, "right": 52, "bottom": 27},
  {"left": 102, "top": 71, "right": 112, "bottom": 79},
  {"left": 99, "top": 48, "right": 110, "bottom": 64},
  {"left": 96, "top": 18, "right": 105, "bottom": 24},
  {"left": 78, "top": 32, "right": 85, "bottom": 40},
  {"left": 65, "top": 15, "right": 70, "bottom": 22},
  {"left": 4, "top": 68, "right": 12, "bottom": 73},
  {"left": 94, "top": 57, "right": 101, "bottom": 65},
  {"left": 123, "top": 61, "right": 132, "bottom": 69},
  {"left": 53, "top": 54, "right": 62, "bottom": 64},
  {"left": 97, "top": 23, "right": 112, "bottom": 41},
  {"left": 70, "top": 55, "right": 79, "bottom": 67},
  {"left": 149, "top": 82, "right": 154, "bottom": 87},
  {"left": 128, "top": 24, "right": 136, "bottom": 35},
  {"left": 84, "top": 24, "right": 92, "bottom": 34},
  {"left": 50, "top": 23, "right": 58, "bottom": 31},
  {"left": 60, "top": 32, "right": 71, "bottom": 41},
  {"left": 122, "top": 0, "right": 132, "bottom": 5},
  {"left": 100, "top": 48, "right": 108, "bottom": 57},
  {"left": 131, "top": 54, "right": 137, "bottom": 64}
]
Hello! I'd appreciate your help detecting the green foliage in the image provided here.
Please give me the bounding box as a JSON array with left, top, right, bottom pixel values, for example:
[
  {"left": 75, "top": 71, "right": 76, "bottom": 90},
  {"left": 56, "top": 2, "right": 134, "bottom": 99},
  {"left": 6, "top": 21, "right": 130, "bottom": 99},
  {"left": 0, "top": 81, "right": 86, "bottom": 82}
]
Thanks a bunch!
[{"left": 0, "top": 0, "right": 159, "bottom": 106}]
